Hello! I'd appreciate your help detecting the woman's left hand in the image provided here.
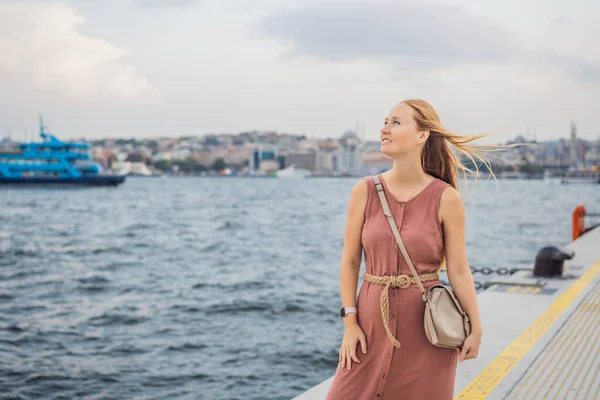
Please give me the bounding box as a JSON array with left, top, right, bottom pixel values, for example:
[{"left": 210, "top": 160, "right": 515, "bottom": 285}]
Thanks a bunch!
[{"left": 458, "top": 333, "right": 481, "bottom": 362}]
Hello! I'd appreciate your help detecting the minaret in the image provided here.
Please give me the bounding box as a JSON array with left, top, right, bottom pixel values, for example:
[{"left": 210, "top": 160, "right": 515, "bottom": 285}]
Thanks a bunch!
[{"left": 569, "top": 121, "right": 578, "bottom": 168}]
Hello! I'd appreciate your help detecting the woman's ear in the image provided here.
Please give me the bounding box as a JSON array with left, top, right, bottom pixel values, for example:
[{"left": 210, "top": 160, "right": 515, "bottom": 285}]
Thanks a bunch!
[{"left": 418, "top": 130, "right": 430, "bottom": 143}]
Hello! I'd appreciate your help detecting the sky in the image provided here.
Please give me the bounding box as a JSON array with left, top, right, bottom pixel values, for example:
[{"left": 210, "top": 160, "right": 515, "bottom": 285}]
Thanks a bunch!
[{"left": 0, "top": 0, "right": 599, "bottom": 142}]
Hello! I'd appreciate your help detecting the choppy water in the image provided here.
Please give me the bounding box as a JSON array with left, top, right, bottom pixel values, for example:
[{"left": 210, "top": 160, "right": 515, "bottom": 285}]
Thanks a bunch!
[{"left": 0, "top": 177, "right": 598, "bottom": 400}]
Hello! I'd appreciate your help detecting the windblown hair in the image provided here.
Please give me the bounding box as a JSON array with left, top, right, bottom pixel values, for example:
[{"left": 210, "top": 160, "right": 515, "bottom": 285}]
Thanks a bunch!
[
  {"left": 402, "top": 99, "right": 508, "bottom": 192},
  {"left": 402, "top": 99, "right": 515, "bottom": 271}
]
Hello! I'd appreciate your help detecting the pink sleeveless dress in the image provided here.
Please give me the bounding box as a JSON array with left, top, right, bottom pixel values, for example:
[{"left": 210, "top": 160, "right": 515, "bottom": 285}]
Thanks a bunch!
[{"left": 326, "top": 174, "right": 458, "bottom": 400}]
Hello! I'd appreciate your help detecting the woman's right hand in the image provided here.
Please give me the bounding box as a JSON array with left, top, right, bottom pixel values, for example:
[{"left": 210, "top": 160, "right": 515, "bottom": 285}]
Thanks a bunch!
[{"left": 339, "top": 323, "right": 367, "bottom": 371}]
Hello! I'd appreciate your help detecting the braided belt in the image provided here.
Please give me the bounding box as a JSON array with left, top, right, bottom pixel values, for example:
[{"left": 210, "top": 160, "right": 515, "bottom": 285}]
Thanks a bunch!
[{"left": 363, "top": 272, "right": 440, "bottom": 348}]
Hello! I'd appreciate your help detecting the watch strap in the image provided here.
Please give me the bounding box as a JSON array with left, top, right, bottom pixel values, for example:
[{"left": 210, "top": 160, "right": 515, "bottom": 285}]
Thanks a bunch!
[{"left": 340, "top": 306, "right": 357, "bottom": 318}]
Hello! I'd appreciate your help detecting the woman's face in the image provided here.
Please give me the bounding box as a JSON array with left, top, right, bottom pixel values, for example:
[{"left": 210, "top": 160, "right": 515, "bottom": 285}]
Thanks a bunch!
[{"left": 380, "top": 102, "right": 427, "bottom": 157}]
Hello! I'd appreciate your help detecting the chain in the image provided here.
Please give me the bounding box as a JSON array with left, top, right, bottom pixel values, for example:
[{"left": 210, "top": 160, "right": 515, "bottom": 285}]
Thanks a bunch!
[
  {"left": 438, "top": 267, "right": 535, "bottom": 291},
  {"left": 440, "top": 279, "right": 484, "bottom": 291},
  {"left": 469, "top": 267, "right": 519, "bottom": 276}
]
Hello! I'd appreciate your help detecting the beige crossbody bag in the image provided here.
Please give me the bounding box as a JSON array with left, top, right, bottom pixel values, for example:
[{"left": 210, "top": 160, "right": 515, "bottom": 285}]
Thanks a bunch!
[{"left": 373, "top": 175, "right": 471, "bottom": 349}]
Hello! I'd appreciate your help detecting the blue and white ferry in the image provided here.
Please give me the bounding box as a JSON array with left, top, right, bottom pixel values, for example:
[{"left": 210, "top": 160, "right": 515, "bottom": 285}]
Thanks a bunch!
[{"left": 0, "top": 118, "right": 125, "bottom": 187}]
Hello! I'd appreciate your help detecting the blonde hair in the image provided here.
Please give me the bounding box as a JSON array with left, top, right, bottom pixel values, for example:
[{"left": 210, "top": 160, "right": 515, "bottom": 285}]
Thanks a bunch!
[
  {"left": 402, "top": 99, "right": 508, "bottom": 192},
  {"left": 401, "top": 99, "right": 515, "bottom": 271}
]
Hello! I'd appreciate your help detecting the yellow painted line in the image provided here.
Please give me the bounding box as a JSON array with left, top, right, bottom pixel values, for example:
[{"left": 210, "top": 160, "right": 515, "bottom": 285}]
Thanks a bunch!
[
  {"left": 454, "top": 260, "right": 600, "bottom": 400},
  {"left": 511, "top": 283, "right": 600, "bottom": 399},
  {"left": 530, "top": 284, "right": 600, "bottom": 399}
]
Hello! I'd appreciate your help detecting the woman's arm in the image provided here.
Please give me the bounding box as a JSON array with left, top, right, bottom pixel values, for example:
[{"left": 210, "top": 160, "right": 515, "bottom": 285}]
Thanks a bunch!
[
  {"left": 339, "top": 179, "right": 368, "bottom": 328},
  {"left": 338, "top": 179, "right": 369, "bottom": 370},
  {"left": 439, "top": 186, "right": 483, "bottom": 339}
]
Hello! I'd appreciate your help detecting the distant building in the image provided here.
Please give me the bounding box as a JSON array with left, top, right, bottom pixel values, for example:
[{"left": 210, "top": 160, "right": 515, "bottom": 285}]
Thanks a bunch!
[
  {"left": 362, "top": 140, "right": 392, "bottom": 174},
  {"left": 569, "top": 121, "right": 580, "bottom": 168},
  {"left": 335, "top": 130, "right": 362, "bottom": 175},
  {"left": 251, "top": 146, "right": 279, "bottom": 173},
  {"left": 277, "top": 134, "right": 301, "bottom": 149},
  {"left": 0, "top": 138, "right": 16, "bottom": 150},
  {"left": 315, "top": 149, "right": 336, "bottom": 176},
  {"left": 224, "top": 147, "right": 253, "bottom": 167},
  {"left": 172, "top": 148, "right": 191, "bottom": 161},
  {"left": 585, "top": 139, "right": 600, "bottom": 166},
  {"left": 284, "top": 150, "right": 317, "bottom": 172},
  {"left": 190, "top": 148, "right": 216, "bottom": 166}
]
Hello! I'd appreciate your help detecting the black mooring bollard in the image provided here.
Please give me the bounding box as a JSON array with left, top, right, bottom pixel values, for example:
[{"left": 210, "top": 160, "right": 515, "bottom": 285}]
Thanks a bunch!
[{"left": 533, "top": 246, "right": 575, "bottom": 277}]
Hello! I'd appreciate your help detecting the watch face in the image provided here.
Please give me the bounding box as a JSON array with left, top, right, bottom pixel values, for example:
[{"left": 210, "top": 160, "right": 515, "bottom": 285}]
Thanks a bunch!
[{"left": 340, "top": 307, "right": 345, "bottom": 318}]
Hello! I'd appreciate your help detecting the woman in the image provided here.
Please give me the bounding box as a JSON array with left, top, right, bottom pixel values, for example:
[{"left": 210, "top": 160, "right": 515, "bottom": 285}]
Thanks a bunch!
[{"left": 326, "top": 99, "right": 494, "bottom": 400}]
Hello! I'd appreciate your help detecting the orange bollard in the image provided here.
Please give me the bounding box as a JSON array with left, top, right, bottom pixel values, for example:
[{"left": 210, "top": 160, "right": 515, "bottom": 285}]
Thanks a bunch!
[{"left": 572, "top": 205, "right": 587, "bottom": 240}]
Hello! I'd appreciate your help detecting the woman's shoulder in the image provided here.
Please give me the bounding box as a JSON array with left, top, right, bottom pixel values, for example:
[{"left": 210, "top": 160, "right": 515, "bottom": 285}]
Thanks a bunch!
[
  {"left": 438, "top": 184, "right": 464, "bottom": 220},
  {"left": 346, "top": 176, "right": 376, "bottom": 209},
  {"left": 344, "top": 178, "right": 370, "bottom": 221},
  {"left": 351, "top": 176, "right": 371, "bottom": 197}
]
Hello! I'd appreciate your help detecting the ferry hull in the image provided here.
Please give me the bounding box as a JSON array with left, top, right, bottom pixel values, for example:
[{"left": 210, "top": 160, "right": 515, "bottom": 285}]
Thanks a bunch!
[{"left": 0, "top": 175, "right": 126, "bottom": 187}]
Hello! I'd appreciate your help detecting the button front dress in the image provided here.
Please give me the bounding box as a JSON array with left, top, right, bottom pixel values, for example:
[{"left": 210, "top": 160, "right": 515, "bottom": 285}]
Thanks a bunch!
[{"left": 325, "top": 175, "right": 459, "bottom": 400}]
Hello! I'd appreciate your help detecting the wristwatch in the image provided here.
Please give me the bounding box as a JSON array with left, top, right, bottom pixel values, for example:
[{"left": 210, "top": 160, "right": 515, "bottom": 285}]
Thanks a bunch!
[{"left": 340, "top": 306, "right": 357, "bottom": 318}]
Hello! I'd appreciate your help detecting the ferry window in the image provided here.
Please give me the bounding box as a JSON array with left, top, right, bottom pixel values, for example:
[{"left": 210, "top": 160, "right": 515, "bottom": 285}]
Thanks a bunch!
[
  {"left": 53, "top": 172, "right": 59, "bottom": 177},
  {"left": 44, "top": 172, "right": 50, "bottom": 176}
]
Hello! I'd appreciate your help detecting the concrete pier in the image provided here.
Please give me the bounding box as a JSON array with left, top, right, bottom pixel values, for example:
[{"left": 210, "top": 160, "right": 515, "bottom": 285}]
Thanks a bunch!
[{"left": 294, "top": 226, "right": 600, "bottom": 400}]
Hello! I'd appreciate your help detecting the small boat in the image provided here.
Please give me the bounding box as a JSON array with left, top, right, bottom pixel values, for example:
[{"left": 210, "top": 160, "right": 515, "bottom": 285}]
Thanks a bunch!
[
  {"left": 275, "top": 165, "right": 311, "bottom": 179},
  {"left": 0, "top": 117, "right": 125, "bottom": 187}
]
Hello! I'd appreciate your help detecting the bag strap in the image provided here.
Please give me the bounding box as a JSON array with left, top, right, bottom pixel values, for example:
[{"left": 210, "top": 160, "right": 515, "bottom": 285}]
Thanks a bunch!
[{"left": 372, "top": 175, "right": 428, "bottom": 302}]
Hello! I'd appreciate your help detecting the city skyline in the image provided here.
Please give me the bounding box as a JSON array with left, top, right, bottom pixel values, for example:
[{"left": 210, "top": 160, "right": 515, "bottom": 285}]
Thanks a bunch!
[
  {"left": 1, "top": 1, "right": 599, "bottom": 142},
  {"left": 2, "top": 119, "right": 596, "bottom": 146}
]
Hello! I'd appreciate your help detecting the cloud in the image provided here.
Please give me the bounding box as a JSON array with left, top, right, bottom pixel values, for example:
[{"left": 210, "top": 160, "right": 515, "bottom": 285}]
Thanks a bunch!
[
  {"left": 136, "top": 0, "right": 201, "bottom": 7},
  {"left": 255, "top": 1, "right": 600, "bottom": 83},
  {"left": 0, "top": 2, "right": 161, "bottom": 104},
  {"left": 554, "top": 14, "right": 570, "bottom": 28},
  {"left": 256, "top": 2, "right": 519, "bottom": 66},
  {"left": 545, "top": 52, "right": 600, "bottom": 83}
]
